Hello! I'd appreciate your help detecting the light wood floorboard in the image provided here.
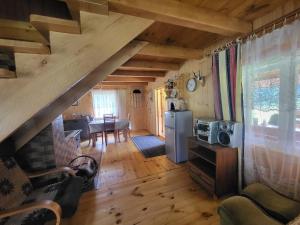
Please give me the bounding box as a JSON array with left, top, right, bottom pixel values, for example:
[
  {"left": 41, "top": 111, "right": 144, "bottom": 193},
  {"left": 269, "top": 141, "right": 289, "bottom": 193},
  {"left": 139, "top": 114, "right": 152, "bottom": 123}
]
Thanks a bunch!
[{"left": 62, "top": 131, "right": 220, "bottom": 225}]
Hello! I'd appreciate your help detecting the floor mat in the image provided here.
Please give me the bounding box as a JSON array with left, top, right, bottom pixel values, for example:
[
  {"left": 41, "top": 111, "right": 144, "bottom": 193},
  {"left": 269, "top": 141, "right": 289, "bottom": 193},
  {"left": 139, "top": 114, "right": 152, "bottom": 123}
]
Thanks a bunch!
[{"left": 132, "top": 135, "right": 166, "bottom": 158}]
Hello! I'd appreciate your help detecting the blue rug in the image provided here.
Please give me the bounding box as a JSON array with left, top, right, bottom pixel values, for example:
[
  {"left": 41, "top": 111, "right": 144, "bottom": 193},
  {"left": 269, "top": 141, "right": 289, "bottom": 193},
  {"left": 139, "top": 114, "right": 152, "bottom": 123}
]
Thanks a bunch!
[{"left": 132, "top": 135, "right": 166, "bottom": 158}]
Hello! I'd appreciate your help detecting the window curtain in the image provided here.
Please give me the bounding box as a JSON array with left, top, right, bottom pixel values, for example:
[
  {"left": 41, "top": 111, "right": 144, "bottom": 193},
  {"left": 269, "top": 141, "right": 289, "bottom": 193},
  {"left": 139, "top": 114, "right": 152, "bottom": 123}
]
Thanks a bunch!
[
  {"left": 242, "top": 20, "right": 300, "bottom": 200},
  {"left": 212, "top": 45, "right": 243, "bottom": 122},
  {"left": 92, "top": 89, "right": 128, "bottom": 119},
  {"left": 212, "top": 44, "right": 243, "bottom": 191}
]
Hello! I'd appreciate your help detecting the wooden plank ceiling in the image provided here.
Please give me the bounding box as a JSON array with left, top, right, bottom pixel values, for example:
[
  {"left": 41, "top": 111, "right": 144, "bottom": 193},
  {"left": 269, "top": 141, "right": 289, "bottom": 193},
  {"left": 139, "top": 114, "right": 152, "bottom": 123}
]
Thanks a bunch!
[
  {"left": 102, "top": 0, "right": 288, "bottom": 87},
  {"left": 0, "top": 0, "right": 288, "bottom": 87}
]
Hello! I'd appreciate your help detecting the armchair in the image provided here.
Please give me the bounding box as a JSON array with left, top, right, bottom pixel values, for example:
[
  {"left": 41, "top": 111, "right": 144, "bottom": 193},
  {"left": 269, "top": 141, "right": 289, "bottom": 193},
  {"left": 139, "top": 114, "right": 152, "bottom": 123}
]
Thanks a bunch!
[{"left": 0, "top": 157, "right": 83, "bottom": 225}]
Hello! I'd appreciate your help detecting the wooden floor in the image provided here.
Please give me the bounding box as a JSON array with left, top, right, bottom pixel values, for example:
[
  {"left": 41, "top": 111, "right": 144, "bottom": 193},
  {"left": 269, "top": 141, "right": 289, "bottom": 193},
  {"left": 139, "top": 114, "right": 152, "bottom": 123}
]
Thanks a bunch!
[{"left": 62, "top": 131, "right": 220, "bottom": 225}]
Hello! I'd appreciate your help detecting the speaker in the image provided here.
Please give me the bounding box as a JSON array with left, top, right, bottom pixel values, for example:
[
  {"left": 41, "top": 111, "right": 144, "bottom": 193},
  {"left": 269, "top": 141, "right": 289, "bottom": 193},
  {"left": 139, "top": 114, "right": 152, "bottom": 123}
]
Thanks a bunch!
[{"left": 217, "top": 121, "right": 243, "bottom": 148}]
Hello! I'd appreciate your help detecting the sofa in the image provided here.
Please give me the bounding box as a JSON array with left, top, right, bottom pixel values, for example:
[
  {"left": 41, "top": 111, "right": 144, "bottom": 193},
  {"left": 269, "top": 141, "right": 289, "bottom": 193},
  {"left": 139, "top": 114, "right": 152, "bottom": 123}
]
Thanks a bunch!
[
  {"left": 0, "top": 135, "right": 83, "bottom": 225},
  {"left": 0, "top": 156, "right": 83, "bottom": 225},
  {"left": 218, "top": 183, "right": 300, "bottom": 225},
  {"left": 63, "top": 116, "right": 91, "bottom": 141}
]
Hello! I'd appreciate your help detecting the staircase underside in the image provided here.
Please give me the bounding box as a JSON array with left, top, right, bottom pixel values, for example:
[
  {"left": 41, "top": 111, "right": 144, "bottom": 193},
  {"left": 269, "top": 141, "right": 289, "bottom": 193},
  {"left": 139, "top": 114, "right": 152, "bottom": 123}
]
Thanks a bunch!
[{"left": 0, "top": 11, "right": 153, "bottom": 145}]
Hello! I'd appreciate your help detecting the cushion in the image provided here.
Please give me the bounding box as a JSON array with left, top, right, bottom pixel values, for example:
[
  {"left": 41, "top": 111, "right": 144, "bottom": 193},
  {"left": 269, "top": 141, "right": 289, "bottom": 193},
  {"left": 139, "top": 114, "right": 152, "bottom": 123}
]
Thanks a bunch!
[
  {"left": 0, "top": 178, "right": 64, "bottom": 225},
  {"left": 218, "top": 196, "right": 283, "bottom": 225},
  {"left": 56, "top": 176, "right": 83, "bottom": 218},
  {"left": 242, "top": 183, "right": 300, "bottom": 224},
  {"left": 0, "top": 209, "right": 54, "bottom": 225},
  {"left": 26, "top": 176, "right": 83, "bottom": 218},
  {"left": 0, "top": 176, "right": 83, "bottom": 225},
  {"left": 0, "top": 157, "right": 33, "bottom": 211}
]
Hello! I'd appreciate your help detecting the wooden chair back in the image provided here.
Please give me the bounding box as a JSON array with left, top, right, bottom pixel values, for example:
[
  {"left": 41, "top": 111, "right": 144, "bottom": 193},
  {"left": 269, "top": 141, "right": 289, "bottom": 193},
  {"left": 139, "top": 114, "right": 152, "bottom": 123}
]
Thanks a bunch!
[
  {"left": 104, "top": 116, "right": 116, "bottom": 132},
  {"left": 103, "top": 114, "right": 113, "bottom": 118}
]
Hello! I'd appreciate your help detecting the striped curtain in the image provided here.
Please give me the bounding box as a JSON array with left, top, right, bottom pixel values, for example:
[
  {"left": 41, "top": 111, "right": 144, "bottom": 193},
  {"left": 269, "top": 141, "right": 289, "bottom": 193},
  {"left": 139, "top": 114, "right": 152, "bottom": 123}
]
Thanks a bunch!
[{"left": 212, "top": 44, "right": 243, "bottom": 122}]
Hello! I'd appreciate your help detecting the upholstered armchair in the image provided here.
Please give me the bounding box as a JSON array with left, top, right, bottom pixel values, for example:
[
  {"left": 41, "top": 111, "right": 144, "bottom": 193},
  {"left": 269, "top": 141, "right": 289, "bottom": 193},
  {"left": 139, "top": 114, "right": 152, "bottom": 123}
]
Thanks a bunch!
[{"left": 0, "top": 157, "right": 83, "bottom": 225}]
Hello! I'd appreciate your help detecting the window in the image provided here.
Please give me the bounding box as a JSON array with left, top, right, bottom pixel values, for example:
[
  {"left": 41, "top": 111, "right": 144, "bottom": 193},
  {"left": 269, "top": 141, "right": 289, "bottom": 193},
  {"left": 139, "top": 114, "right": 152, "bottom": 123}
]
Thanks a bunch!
[
  {"left": 252, "top": 73, "right": 280, "bottom": 127},
  {"left": 242, "top": 19, "right": 300, "bottom": 201},
  {"left": 92, "top": 90, "right": 118, "bottom": 118},
  {"left": 92, "top": 89, "right": 128, "bottom": 119}
]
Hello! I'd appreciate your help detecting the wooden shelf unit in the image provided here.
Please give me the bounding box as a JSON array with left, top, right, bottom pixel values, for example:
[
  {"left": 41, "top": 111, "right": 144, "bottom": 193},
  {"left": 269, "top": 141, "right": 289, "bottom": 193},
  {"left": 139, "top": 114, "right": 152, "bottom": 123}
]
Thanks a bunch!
[{"left": 187, "top": 137, "right": 238, "bottom": 197}]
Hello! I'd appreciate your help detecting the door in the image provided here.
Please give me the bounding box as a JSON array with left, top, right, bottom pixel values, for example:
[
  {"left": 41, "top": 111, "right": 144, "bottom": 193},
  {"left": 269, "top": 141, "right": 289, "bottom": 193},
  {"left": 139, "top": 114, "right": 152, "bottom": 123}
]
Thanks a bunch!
[{"left": 155, "top": 88, "right": 166, "bottom": 137}]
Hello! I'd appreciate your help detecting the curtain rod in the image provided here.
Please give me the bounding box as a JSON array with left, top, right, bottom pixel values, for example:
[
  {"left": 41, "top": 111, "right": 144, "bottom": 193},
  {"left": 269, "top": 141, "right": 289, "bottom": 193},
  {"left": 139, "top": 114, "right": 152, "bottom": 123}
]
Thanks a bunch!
[
  {"left": 208, "top": 7, "right": 300, "bottom": 55},
  {"left": 250, "top": 7, "right": 300, "bottom": 38}
]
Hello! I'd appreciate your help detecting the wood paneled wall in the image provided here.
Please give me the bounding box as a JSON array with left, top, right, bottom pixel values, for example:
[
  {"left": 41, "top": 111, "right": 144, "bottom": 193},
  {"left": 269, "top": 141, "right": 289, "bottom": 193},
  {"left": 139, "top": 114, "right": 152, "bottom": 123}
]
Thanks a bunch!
[
  {"left": 145, "top": 0, "right": 300, "bottom": 134},
  {"left": 145, "top": 57, "right": 214, "bottom": 134},
  {"left": 63, "top": 87, "right": 148, "bottom": 131},
  {"left": 63, "top": 92, "right": 94, "bottom": 119},
  {"left": 253, "top": 0, "right": 300, "bottom": 29}
]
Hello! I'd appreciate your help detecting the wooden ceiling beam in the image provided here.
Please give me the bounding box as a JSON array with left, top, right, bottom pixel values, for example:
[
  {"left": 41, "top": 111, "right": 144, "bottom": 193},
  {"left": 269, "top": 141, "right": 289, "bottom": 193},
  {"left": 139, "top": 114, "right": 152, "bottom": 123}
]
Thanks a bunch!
[
  {"left": 139, "top": 43, "right": 203, "bottom": 59},
  {"left": 108, "top": 0, "right": 252, "bottom": 36},
  {"left": 95, "top": 85, "right": 142, "bottom": 89},
  {"left": 105, "top": 76, "right": 155, "bottom": 82},
  {"left": 0, "top": 39, "right": 50, "bottom": 55},
  {"left": 100, "top": 81, "right": 148, "bottom": 86},
  {"left": 111, "top": 70, "right": 166, "bottom": 77},
  {"left": 0, "top": 19, "right": 49, "bottom": 45},
  {"left": 30, "top": 14, "right": 81, "bottom": 39},
  {"left": 120, "top": 59, "right": 180, "bottom": 71}
]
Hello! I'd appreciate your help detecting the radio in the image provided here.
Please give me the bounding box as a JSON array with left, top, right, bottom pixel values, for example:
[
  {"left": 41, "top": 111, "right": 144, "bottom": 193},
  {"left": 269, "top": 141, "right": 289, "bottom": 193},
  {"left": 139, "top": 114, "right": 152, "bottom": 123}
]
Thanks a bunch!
[
  {"left": 194, "top": 118, "right": 219, "bottom": 144},
  {"left": 217, "top": 121, "right": 243, "bottom": 148}
]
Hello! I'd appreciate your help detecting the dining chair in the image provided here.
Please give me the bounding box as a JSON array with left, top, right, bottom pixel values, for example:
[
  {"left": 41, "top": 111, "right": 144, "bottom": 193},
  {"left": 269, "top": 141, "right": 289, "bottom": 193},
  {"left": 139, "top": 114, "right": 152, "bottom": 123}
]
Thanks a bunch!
[
  {"left": 87, "top": 116, "right": 103, "bottom": 147},
  {"left": 117, "top": 113, "right": 131, "bottom": 142},
  {"left": 103, "top": 113, "right": 113, "bottom": 118},
  {"left": 103, "top": 116, "right": 117, "bottom": 145}
]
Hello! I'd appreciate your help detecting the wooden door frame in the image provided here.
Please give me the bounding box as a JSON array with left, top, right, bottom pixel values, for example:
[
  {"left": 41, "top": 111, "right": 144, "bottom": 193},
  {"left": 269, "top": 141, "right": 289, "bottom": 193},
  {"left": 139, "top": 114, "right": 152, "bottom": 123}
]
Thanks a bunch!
[{"left": 154, "top": 87, "right": 166, "bottom": 138}]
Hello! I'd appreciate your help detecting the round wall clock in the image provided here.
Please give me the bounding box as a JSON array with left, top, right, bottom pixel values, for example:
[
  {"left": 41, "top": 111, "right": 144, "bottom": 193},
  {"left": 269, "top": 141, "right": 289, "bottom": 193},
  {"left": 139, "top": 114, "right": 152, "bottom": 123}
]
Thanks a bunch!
[{"left": 186, "top": 78, "right": 197, "bottom": 92}]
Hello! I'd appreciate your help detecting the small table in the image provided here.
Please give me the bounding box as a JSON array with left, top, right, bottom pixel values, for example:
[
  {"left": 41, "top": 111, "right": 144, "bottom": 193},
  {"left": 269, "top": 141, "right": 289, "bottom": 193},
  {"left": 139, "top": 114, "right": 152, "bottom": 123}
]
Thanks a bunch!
[{"left": 89, "top": 119, "right": 130, "bottom": 146}]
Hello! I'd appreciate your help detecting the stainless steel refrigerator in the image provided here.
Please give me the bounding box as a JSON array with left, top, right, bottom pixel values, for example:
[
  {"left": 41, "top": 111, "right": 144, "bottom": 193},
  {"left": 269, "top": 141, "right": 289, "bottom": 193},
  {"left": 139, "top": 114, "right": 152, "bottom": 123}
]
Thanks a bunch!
[{"left": 165, "top": 111, "right": 193, "bottom": 163}]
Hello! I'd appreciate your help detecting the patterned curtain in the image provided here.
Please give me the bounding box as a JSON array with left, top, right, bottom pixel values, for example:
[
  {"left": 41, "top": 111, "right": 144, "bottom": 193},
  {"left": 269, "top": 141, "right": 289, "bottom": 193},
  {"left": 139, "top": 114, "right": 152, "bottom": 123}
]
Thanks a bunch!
[
  {"left": 212, "top": 44, "right": 244, "bottom": 191},
  {"left": 212, "top": 45, "right": 243, "bottom": 122}
]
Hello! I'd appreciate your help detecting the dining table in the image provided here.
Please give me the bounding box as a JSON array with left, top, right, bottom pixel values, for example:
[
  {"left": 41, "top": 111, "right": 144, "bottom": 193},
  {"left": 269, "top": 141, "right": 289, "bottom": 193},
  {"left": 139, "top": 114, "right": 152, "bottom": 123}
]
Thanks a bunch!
[{"left": 88, "top": 118, "right": 130, "bottom": 146}]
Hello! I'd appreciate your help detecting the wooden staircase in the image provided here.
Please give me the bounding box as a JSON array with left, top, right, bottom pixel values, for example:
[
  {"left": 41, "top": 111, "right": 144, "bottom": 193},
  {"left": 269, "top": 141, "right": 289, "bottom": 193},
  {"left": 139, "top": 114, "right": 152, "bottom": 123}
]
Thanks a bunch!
[
  {"left": 0, "top": 0, "right": 153, "bottom": 147},
  {"left": 0, "top": 0, "right": 108, "bottom": 78}
]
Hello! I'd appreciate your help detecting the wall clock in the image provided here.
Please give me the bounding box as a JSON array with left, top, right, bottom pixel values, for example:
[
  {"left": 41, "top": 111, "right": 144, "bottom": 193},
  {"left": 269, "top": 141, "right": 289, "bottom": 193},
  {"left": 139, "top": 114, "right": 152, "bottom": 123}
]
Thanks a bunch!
[{"left": 186, "top": 78, "right": 197, "bottom": 92}]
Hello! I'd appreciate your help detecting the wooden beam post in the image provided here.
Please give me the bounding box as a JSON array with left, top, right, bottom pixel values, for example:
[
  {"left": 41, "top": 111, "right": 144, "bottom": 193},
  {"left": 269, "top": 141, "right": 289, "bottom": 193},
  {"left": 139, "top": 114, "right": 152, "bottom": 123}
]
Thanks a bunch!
[
  {"left": 139, "top": 43, "right": 203, "bottom": 59},
  {"left": 120, "top": 59, "right": 180, "bottom": 71},
  {"left": 13, "top": 41, "right": 148, "bottom": 149},
  {"left": 111, "top": 70, "right": 166, "bottom": 77},
  {"left": 105, "top": 76, "right": 155, "bottom": 82},
  {"left": 100, "top": 81, "right": 148, "bottom": 86},
  {"left": 109, "top": 0, "right": 252, "bottom": 36}
]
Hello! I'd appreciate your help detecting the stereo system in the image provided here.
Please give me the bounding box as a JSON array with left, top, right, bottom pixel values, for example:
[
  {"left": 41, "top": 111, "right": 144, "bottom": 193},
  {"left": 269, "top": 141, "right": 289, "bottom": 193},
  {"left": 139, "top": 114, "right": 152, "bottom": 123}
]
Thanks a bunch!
[
  {"left": 194, "top": 118, "right": 219, "bottom": 144},
  {"left": 194, "top": 118, "right": 243, "bottom": 148}
]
